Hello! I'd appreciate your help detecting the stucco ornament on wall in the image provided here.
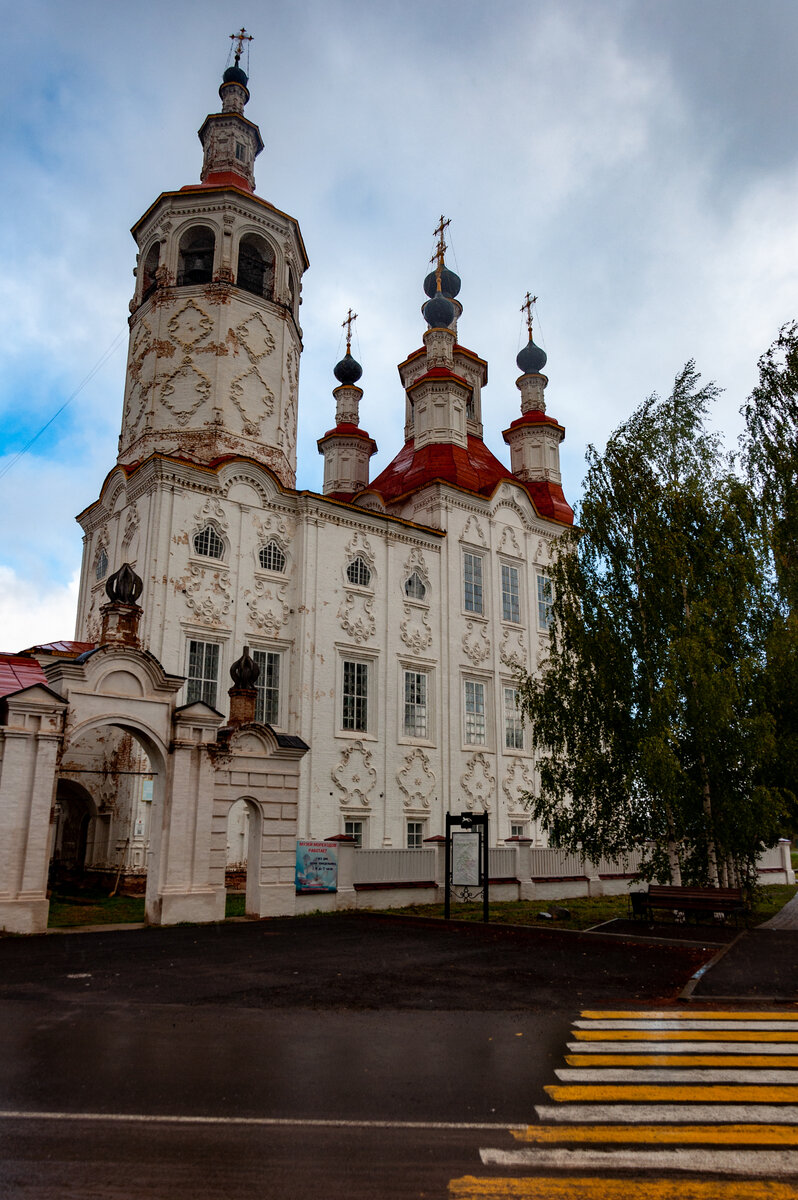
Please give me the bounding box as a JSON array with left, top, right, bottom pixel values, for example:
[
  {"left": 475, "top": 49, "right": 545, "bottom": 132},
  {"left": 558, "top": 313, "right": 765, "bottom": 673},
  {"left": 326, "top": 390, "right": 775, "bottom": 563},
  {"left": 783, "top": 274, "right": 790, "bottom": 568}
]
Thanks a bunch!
[
  {"left": 397, "top": 748, "right": 435, "bottom": 810},
  {"left": 337, "top": 592, "right": 376, "bottom": 645},
  {"left": 184, "top": 565, "right": 232, "bottom": 624},
  {"left": 235, "top": 310, "right": 275, "bottom": 362},
  {"left": 168, "top": 299, "right": 213, "bottom": 349},
  {"left": 460, "top": 752, "right": 496, "bottom": 811},
  {"left": 160, "top": 356, "right": 211, "bottom": 425},
  {"left": 245, "top": 581, "right": 290, "bottom": 636},
  {"left": 462, "top": 620, "right": 491, "bottom": 666},
  {"left": 500, "top": 626, "right": 528, "bottom": 670},
  {"left": 460, "top": 515, "right": 488, "bottom": 548},
  {"left": 196, "top": 496, "right": 229, "bottom": 533},
  {"left": 499, "top": 525, "right": 522, "bottom": 558},
  {"left": 399, "top": 606, "right": 432, "bottom": 654},
  {"left": 332, "top": 742, "right": 377, "bottom": 807},
  {"left": 230, "top": 364, "right": 275, "bottom": 436},
  {"left": 501, "top": 757, "right": 536, "bottom": 808}
]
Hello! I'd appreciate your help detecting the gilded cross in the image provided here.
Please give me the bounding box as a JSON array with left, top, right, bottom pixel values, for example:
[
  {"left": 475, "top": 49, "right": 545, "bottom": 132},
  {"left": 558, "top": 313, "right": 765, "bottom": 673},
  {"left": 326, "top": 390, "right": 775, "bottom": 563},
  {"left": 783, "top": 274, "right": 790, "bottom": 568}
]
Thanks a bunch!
[
  {"left": 431, "top": 215, "right": 451, "bottom": 270},
  {"left": 521, "top": 291, "right": 538, "bottom": 338},
  {"left": 230, "top": 27, "right": 254, "bottom": 64},
  {"left": 342, "top": 308, "right": 358, "bottom": 354}
]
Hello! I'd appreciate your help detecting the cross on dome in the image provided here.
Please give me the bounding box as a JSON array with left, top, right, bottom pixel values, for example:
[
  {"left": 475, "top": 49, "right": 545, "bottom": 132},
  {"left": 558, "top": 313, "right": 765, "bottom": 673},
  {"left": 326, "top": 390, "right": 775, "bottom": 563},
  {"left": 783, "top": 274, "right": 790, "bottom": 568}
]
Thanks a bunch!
[
  {"left": 521, "top": 291, "right": 538, "bottom": 338},
  {"left": 342, "top": 308, "right": 358, "bottom": 354},
  {"left": 230, "top": 27, "right": 253, "bottom": 65},
  {"left": 431, "top": 215, "right": 451, "bottom": 277}
]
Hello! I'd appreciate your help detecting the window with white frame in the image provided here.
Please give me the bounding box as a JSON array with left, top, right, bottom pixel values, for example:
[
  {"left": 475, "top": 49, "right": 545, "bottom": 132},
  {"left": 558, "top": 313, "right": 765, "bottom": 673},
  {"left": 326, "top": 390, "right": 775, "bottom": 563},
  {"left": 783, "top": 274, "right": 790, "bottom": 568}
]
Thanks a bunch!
[
  {"left": 95, "top": 547, "right": 108, "bottom": 581},
  {"left": 501, "top": 563, "right": 521, "bottom": 623},
  {"left": 344, "top": 819, "right": 364, "bottom": 847},
  {"left": 259, "top": 540, "right": 286, "bottom": 572},
  {"left": 407, "top": 820, "right": 425, "bottom": 849},
  {"left": 342, "top": 659, "right": 369, "bottom": 731},
  {"left": 463, "top": 551, "right": 484, "bottom": 614},
  {"left": 510, "top": 822, "right": 527, "bottom": 839},
  {"left": 503, "top": 686, "right": 524, "bottom": 750},
  {"left": 193, "top": 524, "right": 224, "bottom": 559},
  {"left": 403, "top": 670, "right": 428, "bottom": 738},
  {"left": 253, "top": 649, "right": 281, "bottom": 724},
  {"left": 186, "top": 639, "right": 220, "bottom": 708},
  {"left": 464, "top": 678, "right": 487, "bottom": 745},
  {"left": 404, "top": 571, "right": 426, "bottom": 600},
  {"left": 347, "top": 556, "right": 371, "bottom": 587},
  {"left": 537, "top": 570, "right": 553, "bottom": 631}
]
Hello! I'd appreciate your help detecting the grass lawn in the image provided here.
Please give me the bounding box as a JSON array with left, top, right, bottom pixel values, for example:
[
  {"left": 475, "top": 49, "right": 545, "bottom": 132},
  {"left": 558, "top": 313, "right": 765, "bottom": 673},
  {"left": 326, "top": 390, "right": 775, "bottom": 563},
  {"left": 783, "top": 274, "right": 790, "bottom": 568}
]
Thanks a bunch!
[
  {"left": 379, "top": 884, "right": 798, "bottom": 933},
  {"left": 48, "top": 890, "right": 145, "bottom": 928}
]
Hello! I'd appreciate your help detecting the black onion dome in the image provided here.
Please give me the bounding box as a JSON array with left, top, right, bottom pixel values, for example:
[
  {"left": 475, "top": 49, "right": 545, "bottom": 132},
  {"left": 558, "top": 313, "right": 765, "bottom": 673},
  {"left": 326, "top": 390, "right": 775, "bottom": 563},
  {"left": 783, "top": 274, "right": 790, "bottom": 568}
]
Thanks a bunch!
[
  {"left": 334, "top": 353, "right": 363, "bottom": 385},
  {"left": 423, "top": 293, "right": 456, "bottom": 328},
  {"left": 516, "top": 337, "right": 548, "bottom": 375},
  {"left": 222, "top": 64, "right": 249, "bottom": 87},
  {"left": 423, "top": 265, "right": 461, "bottom": 299}
]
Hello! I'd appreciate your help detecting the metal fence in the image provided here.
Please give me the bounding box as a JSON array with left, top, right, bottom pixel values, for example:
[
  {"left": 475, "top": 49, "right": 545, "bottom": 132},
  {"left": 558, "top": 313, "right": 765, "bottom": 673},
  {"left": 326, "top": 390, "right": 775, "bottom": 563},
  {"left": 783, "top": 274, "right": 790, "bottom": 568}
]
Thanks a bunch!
[{"left": 353, "top": 847, "right": 436, "bottom": 885}]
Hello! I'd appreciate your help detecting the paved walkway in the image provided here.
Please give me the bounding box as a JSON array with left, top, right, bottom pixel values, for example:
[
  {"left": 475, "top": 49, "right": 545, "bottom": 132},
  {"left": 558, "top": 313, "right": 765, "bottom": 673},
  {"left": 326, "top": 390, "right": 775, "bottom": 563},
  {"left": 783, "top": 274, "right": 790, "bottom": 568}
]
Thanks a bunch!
[{"left": 762, "top": 891, "right": 798, "bottom": 930}]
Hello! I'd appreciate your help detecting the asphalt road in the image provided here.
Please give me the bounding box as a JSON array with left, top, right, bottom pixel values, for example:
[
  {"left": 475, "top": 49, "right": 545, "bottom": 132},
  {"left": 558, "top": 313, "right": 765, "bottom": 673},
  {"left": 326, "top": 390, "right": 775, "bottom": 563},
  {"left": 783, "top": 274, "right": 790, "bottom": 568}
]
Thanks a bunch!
[{"left": 0, "top": 914, "right": 714, "bottom": 1198}]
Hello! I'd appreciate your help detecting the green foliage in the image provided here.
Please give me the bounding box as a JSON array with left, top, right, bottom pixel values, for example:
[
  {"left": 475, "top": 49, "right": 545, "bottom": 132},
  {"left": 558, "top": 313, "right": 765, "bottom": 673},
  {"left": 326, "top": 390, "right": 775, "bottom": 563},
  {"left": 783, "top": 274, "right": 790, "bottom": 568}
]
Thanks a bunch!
[{"left": 518, "top": 363, "right": 785, "bottom": 884}]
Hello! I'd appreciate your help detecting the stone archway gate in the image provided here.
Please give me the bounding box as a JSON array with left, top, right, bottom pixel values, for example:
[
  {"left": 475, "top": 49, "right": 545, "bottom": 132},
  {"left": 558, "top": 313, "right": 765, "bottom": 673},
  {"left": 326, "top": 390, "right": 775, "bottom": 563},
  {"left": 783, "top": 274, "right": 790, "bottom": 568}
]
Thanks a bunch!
[{"left": 0, "top": 632, "right": 307, "bottom": 935}]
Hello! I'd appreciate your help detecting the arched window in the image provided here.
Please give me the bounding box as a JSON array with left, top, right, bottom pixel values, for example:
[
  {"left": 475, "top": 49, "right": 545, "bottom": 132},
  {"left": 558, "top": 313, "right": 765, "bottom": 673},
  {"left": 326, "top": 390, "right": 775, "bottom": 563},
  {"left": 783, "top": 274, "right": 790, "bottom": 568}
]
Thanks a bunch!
[
  {"left": 237, "top": 233, "right": 275, "bottom": 300},
  {"left": 95, "top": 547, "right": 108, "bottom": 580},
  {"left": 177, "top": 226, "right": 215, "bottom": 286},
  {"left": 141, "top": 243, "right": 160, "bottom": 301},
  {"left": 259, "top": 540, "right": 286, "bottom": 572},
  {"left": 404, "top": 571, "right": 426, "bottom": 600},
  {"left": 193, "top": 524, "right": 224, "bottom": 559},
  {"left": 346, "top": 557, "right": 371, "bottom": 587}
]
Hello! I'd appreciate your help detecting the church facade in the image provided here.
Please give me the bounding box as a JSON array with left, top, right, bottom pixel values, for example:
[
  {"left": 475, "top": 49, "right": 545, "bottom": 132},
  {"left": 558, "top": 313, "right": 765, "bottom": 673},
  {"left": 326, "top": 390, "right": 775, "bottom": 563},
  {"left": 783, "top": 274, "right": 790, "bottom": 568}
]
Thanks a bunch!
[{"left": 5, "top": 52, "right": 574, "bottom": 906}]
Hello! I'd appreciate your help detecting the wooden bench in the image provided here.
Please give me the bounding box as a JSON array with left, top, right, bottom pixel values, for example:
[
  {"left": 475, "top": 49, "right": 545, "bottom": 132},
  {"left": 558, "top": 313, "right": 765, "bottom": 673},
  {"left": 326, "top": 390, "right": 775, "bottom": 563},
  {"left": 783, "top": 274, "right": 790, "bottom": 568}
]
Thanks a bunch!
[{"left": 630, "top": 884, "right": 747, "bottom": 925}]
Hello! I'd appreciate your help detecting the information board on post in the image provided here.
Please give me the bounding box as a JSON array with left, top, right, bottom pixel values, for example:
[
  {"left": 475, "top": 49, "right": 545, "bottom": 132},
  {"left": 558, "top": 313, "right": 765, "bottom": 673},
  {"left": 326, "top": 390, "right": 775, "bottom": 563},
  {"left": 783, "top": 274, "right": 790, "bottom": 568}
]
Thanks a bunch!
[
  {"left": 451, "top": 832, "right": 481, "bottom": 885},
  {"left": 295, "top": 840, "right": 338, "bottom": 893}
]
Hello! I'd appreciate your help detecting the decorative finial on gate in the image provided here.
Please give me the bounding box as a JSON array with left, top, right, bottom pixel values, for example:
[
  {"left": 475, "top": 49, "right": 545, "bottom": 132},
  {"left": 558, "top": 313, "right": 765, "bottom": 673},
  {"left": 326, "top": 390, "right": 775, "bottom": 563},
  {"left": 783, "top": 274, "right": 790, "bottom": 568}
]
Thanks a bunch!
[
  {"left": 230, "top": 645, "right": 260, "bottom": 689},
  {"left": 105, "top": 563, "right": 144, "bottom": 606}
]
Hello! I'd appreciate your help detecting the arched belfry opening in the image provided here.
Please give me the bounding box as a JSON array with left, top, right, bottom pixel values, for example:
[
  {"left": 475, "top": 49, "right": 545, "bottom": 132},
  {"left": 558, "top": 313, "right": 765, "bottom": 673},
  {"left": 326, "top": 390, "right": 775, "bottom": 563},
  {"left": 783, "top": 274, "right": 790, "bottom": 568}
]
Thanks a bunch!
[
  {"left": 178, "top": 226, "right": 216, "bottom": 286},
  {"left": 237, "top": 233, "right": 275, "bottom": 299},
  {"left": 141, "top": 243, "right": 160, "bottom": 301}
]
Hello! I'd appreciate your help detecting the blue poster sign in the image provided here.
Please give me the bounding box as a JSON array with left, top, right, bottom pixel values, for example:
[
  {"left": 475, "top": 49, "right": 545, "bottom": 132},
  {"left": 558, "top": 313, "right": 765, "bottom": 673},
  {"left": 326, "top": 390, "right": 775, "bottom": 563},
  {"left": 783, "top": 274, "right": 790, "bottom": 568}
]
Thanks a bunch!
[{"left": 295, "top": 840, "right": 338, "bottom": 893}]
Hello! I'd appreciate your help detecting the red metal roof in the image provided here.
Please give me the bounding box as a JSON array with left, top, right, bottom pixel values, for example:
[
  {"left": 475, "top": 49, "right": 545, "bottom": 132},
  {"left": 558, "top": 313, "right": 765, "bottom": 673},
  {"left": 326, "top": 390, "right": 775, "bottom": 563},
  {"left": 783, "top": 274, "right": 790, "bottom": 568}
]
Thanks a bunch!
[
  {"left": 180, "top": 170, "right": 254, "bottom": 194},
  {"left": 0, "top": 655, "right": 48, "bottom": 698},
  {"left": 365, "top": 435, "right": 574, "bottom": 524},
  {"left": 22, "top": 641, "right": 95, "bottom": 658}
]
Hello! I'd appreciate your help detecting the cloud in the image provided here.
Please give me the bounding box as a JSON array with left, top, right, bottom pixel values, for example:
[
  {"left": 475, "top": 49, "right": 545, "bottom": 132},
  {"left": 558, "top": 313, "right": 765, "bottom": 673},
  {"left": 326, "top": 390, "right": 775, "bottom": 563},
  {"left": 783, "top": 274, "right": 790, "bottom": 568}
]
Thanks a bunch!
[{"left": 0, "top": 567, "right": 80, "bottom": 653}]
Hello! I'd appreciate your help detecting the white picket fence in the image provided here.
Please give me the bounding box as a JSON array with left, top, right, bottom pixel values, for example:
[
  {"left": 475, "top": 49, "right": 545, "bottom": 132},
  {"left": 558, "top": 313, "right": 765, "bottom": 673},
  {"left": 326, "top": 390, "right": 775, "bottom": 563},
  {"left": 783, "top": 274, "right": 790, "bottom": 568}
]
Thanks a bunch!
[{"left": 353, "top": 848, "right": 436, "bottom": 885}]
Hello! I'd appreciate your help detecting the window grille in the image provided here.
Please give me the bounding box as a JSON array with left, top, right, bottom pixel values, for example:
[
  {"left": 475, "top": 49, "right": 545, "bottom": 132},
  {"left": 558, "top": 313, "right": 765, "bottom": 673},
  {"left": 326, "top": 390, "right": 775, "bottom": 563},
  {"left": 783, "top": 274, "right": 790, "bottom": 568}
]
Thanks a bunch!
[
  {"left": 342, "top": 660, "right": 368, "bottom": 731},
  {"left": 537, "top": 571, "right": 554, "bottom": 631},
  {"left": 194, "top": 524, "right": 224, "bottom": 559},
  {"left": 463, "top": 552, "right": 483, "bottom": 614},
  {"left": 345, "top": 820, "right": 364, "bottom": 848},
  {"left": 464, "top": 679, "right": 486, "bottom": 744},
  {"left": 259, "top": 541, "right": 286, "bottom": 572},
  {"left": 403, "top": 671, "right": 428, "bottom": 738},
  {"left": 253, "top": 649, "right": 281, "bottom": 724},
  {"left": 407, "top": 821, "right": 425, "bottom": 849},
  {"left": 504, "top": 686, "right": 524, "bottom": 750},
  {"left": 501, "top": 563, "right": 521, "bottom": 623},
  {"left": 186, "top": 640, "right": 220, "bottom": 708},
  {"left": 404, "top": 572, "right": 426, "bottom": 600},
  {"left": 346, "top": 557, "right": 371, "bottom": 587},
  {"left": 95, "top": 547, "right": 108, "bottom": 580}
]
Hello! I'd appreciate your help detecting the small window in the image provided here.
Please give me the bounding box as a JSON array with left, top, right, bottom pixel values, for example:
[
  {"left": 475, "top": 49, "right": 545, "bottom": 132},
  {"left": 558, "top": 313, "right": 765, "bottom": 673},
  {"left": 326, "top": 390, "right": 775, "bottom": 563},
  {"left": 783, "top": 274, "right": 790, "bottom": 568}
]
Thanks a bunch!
[
  {"left": 235, "top": 141, "right": 246, "bottom": 162},
  {"left": 95, "top": 547, "right": 108, "bottom": 581},
  {"left": 345, "top": 819, "right": 364, "bottom": 848},
  {"left": 504, "top": 686, "right": 524, "bottom": 750},
  {"left": 342, "top": 660, "right": 369, "bottom": 731},
  {"left": 259, "top": 541, "right": 286, "bottom": 572},
  {"left": 463, "top": 552, "right": 483, "bottom": 614},
  {"left": 186, "top": 640, "right": 220, "bottom": 708},
  {"left": 403, "top": 670, "right": 428, "bottom": 738},
  {"left": 253, "top": 649, "right": 281, "bottom": 724},
  {"left": 537, "top": 571, "right": 553, "bottom": 631},
  {"left": 194, "top": 524, "right": 224, "bottom": 559},
  {"left": 501, "top": 563, "right": 521, "bottom": 623},
  {"left": 237, "top": 233, "right": 275, "bottom": 300},
  {"left": 346, "top": 557, "right": 371, "bottom": 587},
  {"left": 407, "top": 821, "right": 425, "bottom": 849},
  {"left": 177, "top": 226, "right": 215, "bottom": 286},
  {"left": 404, "top": 572, "right": 426, "bottom": 600},
  {"left": 464, "top": 679, "right": 487, "bottom": 745},
  {"left": 510, "top": 823, "right": 527, "bottom": 839}
]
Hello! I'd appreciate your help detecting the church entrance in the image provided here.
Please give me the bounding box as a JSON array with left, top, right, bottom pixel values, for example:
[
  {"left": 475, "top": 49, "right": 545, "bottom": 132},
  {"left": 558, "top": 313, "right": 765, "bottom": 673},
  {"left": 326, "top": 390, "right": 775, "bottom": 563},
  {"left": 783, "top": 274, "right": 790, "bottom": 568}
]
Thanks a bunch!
[{"left": 225, "top": 797, "right": 263, "bottom": 917}]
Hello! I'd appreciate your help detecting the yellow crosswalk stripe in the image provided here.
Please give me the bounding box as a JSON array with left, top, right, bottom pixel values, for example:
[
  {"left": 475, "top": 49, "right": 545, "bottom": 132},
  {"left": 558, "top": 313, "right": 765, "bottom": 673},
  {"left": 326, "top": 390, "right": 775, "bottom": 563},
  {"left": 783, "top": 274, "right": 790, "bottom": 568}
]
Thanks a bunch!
[
  {"left": 546, "top": 1084, "right": 798, "bottom": 1102},
  {"left": 581, "top": 1010, "right": 798, "bottom": 1021},
  {"left": 511, "top": 1124, "right": 798, "bottom": 1145},
  {"left": 565, "top": 1054, "right": 798, "bottom": 1067},
  {"left": 574, "top": 1029, "right": 798, "bottom": 1041},
  {"left": 449, "top": 1178, "right": 798, "bottom": 1198}
]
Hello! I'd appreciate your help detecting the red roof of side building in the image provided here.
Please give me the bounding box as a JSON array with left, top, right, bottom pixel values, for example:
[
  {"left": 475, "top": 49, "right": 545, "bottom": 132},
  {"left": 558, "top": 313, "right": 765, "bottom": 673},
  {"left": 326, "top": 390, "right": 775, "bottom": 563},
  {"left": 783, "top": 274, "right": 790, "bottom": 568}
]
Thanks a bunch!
[
  {"left": 21, "top": 641, "right": 96, "bottom": 658},
  {"left": 0, "top": 655, "right": 48, "bottom": 698},
  {"left": 364, "top": 435, "right": 574, "bottom": 525}
]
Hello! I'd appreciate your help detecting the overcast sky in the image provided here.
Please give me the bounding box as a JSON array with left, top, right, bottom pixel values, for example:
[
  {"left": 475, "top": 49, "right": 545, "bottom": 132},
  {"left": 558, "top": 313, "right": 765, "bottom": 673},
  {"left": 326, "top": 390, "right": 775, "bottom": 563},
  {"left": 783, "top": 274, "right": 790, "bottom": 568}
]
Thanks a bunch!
[{"left": 2, "top": 0, "right": 797, "bottom": 650}]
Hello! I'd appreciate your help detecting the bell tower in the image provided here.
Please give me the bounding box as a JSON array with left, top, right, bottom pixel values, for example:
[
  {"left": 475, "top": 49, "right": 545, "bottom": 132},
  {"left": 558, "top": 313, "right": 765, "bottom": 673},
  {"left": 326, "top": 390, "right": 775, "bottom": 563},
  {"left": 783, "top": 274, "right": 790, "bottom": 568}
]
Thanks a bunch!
[{"left": 117, "top": 34, "right": 308, "bottom": 488}]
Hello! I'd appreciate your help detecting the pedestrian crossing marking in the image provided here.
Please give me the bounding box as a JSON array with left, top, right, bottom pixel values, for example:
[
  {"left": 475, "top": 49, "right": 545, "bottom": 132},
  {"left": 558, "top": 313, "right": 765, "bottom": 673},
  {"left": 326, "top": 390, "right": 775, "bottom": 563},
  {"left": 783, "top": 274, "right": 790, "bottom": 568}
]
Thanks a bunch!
[
  {"left": 575, "top": 1019, "right": 798, "bottom": 1031},
  {"left": 568, "top": 1039, "right": 798, "bottom": 1054},
  {"left": 535, "top": 1103, "right": 798, "bottom": 1122},
  {"left": 511, "top": 1123, "right": 798, "bottom": 1144},
  {"left": 449, "top": 1177, "right": 798, "bottom": 1198},
  {"left": 556, "top": 1068, "right": 798, "bottom": 1083},
  {"left": 566, "top": 1054, "right": 798, "bottom": 1067},
  {"left": 574, "top": 1028, "right": 798, "bottom": 1041},
  {"left": 481, "top": 1146, "right": 798, "bottom": 1175},
  {"left": 545, "top": 1083, "right": 798, "bottom": 1102},
  {"left": 581, "top": 1010, "right": 798, "bottom": 1021}
]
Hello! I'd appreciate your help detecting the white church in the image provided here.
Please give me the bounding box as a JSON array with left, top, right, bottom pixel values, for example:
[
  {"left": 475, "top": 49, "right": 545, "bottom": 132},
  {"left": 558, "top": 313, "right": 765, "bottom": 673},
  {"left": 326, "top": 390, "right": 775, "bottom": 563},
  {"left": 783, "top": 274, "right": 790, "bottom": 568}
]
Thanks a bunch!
[{"left": 0, "top": 45, "right": 574, "bottom": 932}]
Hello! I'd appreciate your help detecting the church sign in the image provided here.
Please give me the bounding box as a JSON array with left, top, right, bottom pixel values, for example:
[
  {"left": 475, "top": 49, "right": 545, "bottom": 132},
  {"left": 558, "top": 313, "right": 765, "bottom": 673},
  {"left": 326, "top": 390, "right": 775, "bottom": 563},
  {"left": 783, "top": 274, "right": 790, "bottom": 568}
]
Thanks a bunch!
[{"left": 295, "top": 840, "right": 338, "bottom": 893}]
